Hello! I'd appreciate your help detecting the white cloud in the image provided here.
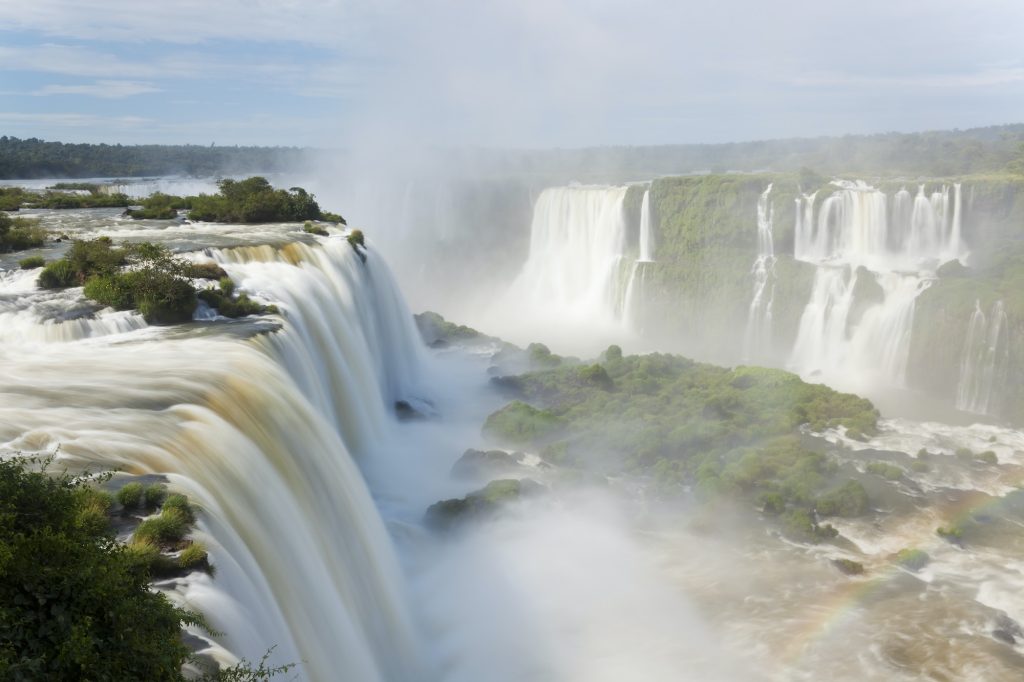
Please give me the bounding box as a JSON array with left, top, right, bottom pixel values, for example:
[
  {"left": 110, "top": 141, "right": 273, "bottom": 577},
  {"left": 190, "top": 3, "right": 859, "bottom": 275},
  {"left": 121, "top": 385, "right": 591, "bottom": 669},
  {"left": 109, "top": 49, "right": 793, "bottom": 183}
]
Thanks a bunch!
[{"left": 31, "top": 80, "right": 161, "bottom": 98}]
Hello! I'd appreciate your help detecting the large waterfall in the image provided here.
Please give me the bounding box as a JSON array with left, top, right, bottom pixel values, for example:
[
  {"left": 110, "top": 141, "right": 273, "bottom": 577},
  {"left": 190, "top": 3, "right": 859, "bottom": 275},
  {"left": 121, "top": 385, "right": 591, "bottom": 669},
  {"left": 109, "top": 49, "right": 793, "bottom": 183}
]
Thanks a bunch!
[
  {"left": 956, "top": 299, "right": 1010, "bottom": 415},
  {"left": 742, "top": 184, "right": 775, "bottom": 362},
  {"left": 491, "top": 185, "right": 635, "bottom": 350},
  {"left": 0, "top": 238, "right": 429, "bottom": 680},
  {"left": 788, "top": 181, "right": 966, "bottom": 386}
]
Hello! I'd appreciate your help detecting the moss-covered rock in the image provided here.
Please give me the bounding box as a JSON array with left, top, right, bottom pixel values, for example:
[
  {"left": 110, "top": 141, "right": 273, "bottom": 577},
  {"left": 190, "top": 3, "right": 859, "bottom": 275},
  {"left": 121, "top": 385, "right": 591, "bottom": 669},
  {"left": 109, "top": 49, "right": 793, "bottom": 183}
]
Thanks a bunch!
[{"left": 424, "top": 478, "right": 544, "bottom": 530}]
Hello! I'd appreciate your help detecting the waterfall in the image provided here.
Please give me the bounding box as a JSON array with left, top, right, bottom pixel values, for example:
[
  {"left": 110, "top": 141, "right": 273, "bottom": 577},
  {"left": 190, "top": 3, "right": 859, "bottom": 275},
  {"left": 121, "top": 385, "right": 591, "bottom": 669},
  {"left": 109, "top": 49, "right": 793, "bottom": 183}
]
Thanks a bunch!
[
  {"left": 624, "top": 187, "right": 656, "bottom": 332},
  {"left": 0, "top": 240, "right": 430, "bottom": 681},
  {"left": 788, "top": 181, "right": 964, "bottom": 386},
  {"left": 638, "top": 188, "right": 655, "bottom": 263},
  {"left": 956, "top": 300, "right": 1010, "bottom": 415},
  {"left": 493, "top": 185, "right": 632, "bottom": 348},
  {"left": 743, "top": 184, "right": 776, "bottom": 361}
]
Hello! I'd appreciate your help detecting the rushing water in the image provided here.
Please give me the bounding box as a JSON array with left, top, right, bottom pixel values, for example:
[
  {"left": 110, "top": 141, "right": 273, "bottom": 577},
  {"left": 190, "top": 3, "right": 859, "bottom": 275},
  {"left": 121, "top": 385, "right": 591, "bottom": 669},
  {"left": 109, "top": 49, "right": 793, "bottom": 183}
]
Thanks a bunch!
[
  {"left": 788, "top": 181, "right": 965, "bottom": 388},
  {"left": 743, "top": 184, "right": 776, "bottom": 362},
  {"left": 957, "top": 300, "right": 1011, "bottom": 416}
]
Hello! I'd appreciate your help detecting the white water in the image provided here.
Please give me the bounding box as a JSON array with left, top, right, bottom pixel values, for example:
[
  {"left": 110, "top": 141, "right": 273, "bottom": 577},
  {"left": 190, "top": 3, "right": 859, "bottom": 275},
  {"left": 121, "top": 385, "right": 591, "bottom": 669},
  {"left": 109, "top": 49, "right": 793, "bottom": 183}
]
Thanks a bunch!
[
  {"left": 0, "top": 239, "right": 429, "bottom": 680},
  {"left": 789, "top": 181, "right": 965, "bottom": 387},
  {"left": 743, "top": 184, "right": 775, "bottom": 362},
  {"left": 956, "top": 300, "right": 1010, "bottom": 415},
  {"left": 624, "top": 187, "right": 656, "bottom": 332},
  {"left": 490, "top": 185, "right": 632, "bottom": 351}
]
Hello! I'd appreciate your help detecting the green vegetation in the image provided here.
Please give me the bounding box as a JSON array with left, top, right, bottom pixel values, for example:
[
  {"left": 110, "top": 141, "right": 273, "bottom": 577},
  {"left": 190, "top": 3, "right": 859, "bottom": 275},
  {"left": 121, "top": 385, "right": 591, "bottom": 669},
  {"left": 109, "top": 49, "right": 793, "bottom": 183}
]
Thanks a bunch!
[
  {"left": 895, "top": 548, "right": 930, "bottom": 571},
  {"left": 197, "top": 277, "right": 277, "bottom": 318},
  {"left": 832, "top": 558, "right": 865, "bottom": 576},
  {"left": 188, "top": 177, "right": 331, "bottom": 223},
  {"left": 18, "top": 255, "right": 44, "bottom": 269},
  {"left": 0, "top": 457, "right": 198, "bottom": 680},
  {"left": 484, "top": 349, "right": 880, "bottom": 540},
  {"left": 0, "top": 185, "right": 130, "bottom": 210},
  {"left": 414, "top": 310, "right": 493, "bottom": 347},
  {"left": 125, "top": 192, "right": 190, "bottom": 220},
  {"left": 303, "top": 221, "right": 329, "bottom": 236},
  {"left": 135, "top": 508, "right": 190, "bottom": 547},
  {"left": 977, "top": 450, "right": 999, "bottom": 465},
  {"left": 425, "top": 478, "right": 543, "bottom": 530},
  {"left": 937, "top": 524, "right": 964, "bottom": 542},
  {"left": 0, "top": 135, "right": 305, "bottom": 179},
  {"left": 865, "top": 461, "right": 904, "bottom": 480},
  {"left": 117, "top": 481, "right": 145, "bottom": 508},
  {"left": 38, "top": 239, "right": 203, "bottom": 324},
  {"left": 144, "top": 483, "right": 168, "bottom": 509},
  {"left": 0, "top": 212, "right": 47, "bottom": 252}
]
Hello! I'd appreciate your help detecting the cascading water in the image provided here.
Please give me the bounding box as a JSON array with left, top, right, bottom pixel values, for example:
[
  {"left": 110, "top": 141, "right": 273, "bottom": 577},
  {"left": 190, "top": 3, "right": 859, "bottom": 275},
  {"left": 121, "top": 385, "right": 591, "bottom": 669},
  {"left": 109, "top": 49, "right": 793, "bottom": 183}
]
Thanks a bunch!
[
  {"left": 789, "top": 181, "right": 966, "bottom": 387},
  {"left": 491, "top": 185, "right": 633, "bottom": 350},
  {"left": 742, "top": 184, "right": 775, "bottom": 361},
  {"left": 624, "top": 187, "right": 656, "bottom": 332},
  {"left": 956, "top": 300, "right": 1010, "bottom": 415},
  {"left": 0, "top": 238, "right": 431, "bottom": 681}
]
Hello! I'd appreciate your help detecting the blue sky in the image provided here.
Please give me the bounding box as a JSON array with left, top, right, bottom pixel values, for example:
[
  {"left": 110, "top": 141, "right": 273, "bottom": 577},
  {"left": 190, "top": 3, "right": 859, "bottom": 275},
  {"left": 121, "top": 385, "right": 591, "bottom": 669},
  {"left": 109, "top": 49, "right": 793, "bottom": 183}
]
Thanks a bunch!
[{"left": 0, "top": 0, "right": 1022, "bottom": 148}]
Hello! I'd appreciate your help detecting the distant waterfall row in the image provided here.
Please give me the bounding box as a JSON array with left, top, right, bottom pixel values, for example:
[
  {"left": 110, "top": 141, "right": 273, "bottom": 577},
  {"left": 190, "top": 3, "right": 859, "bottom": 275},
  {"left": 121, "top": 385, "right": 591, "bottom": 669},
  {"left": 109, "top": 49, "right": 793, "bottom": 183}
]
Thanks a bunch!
[
  {"left": 956, "top": 300, "right": 1010, "bottom": 415},
  {"left": 786, "top": 181, "right": 967, "bottom": 386}
]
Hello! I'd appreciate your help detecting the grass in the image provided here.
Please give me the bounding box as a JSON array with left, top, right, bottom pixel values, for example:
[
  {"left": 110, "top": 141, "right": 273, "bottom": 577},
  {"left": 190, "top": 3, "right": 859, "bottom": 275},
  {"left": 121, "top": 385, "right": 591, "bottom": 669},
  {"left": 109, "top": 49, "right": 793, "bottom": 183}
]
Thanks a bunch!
[
  {"left": 116, "top": 482, "right": 144, "bottom": 509},
  {"left": 18, "top": 255, "right": 45, "bottom": 269}
]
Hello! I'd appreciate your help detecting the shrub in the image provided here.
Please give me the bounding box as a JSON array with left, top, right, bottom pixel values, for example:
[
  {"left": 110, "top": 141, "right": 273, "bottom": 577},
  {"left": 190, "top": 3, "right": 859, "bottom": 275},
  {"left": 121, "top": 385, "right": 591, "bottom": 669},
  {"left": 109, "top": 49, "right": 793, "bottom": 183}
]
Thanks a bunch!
[
  {"left": 303, "top": 221, "right": 329, "bottom": 236},
  {"left": 816, "top": 480, "right": 869, "bottom": 517},
  {"left": 37, "top": 258, "right": 76, "bottom": 288},
  {"left": 18, "top": 255, "right": 44, "bottom": 269},
  {"left": 186, "top": 262, "right": 229, "bottom": 280},
  {"left": 144, "top": 483, "right": 168, "bottom": 509},
  {"left": 0, "top": 457, "right": 195, "bottom": 679},
  {"left": 117, "top": 481, "right": 144, "bottom": 508},
  {"left": 134, "top": 507, "right": 190, "bottom": 547},
  {"left": 895, "top": 548, "right": 930, "bottom": 571},
  {"left": 865, "top": 461, "right": 903, "bottom": 480},
  {"left": 0, "top": 213, "right": 47, "bottom": 252},
  {"left": 162, "top": 494, "right": 196, "bottom": 524},
  {"left": 178, "top": 541, "right": 209, "bottom": 570},
  {"left": 937, "top": 524, "right": 964, "bottom": 541}
]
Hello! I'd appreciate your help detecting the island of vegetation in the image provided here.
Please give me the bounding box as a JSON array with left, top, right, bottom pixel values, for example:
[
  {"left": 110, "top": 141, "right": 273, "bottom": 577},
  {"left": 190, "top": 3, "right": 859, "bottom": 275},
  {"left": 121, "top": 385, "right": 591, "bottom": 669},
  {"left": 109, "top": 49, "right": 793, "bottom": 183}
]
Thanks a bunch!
[
  {"left": 37, "top": 238, "right": 276, "bottom": 324},
  {"left": 482, "top": 343, "right": 879, "bottom": 541}
]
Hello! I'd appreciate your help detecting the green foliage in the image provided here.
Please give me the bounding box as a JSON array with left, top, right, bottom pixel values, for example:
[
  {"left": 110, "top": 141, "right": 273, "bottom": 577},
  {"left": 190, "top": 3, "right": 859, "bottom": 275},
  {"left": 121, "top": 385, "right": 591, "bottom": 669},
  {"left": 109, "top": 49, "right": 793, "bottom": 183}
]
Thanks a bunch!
[
  {"left": 816, "top": 480, "right": 870, "bottom": 517},
  {"left": 125, "top": 193, "right": 189, "bottom": 220},
  {"left": 303, "top": 221, "right": 329, "bottom": 237},
  {"left": 188, "top": 177, "right": 331, "bottom": 223},
  {"left": 425, "top": 479, "right": 542, "bottom": 530},
  {"left": 162, "top": 494, "right": 196, "bottom": 525},
  {"left": 782, "top": 508, "right": 838, "bottom": 542},
  {"left": 414, "top": 311, "right": 488, "bottom": 346},
  {"left": 134, "top": 508, "right": 189, "bottom": 547},
  {"left": 937, "top": 524, "right": 964, "bottom": 541},
  {"left": 18, "top": 255, "right": 44, "bottom": 269},
  {"left": 603, "top": 344, "right": 623, "bottom": 361},
  {"left": 200, "top": 647, "right": 295, "bottom": 682},
  {"left": 865, "top": 461, "right": 904, "bottom": 480},
  {"left": 144, "top": 483, "right": 168, "bottom": 509},
  {"left": 483, "top": 401, "right": 566, "bottom": 445},
  {"left": 895, "top": 548, "right": 930, "bottom": 571},
  {"left": 485, "top": 351, "right": 879, "bottom": 521},
  {"left": 320, "top": 211, "right": 345, "bottom": 224},
  {"left": 0, "top": 212, "right": 47, "bottom": 253},
  {"left": 117, "top": 482, "right": 144, "bottom": 509},
  {"left": 350, "top": 228, "right": 366, "bottom": 249},
  {"left": 0, "top": 457, "right": 195, "bottom": 680},
  {"left": 186, "top": 262, "right": 229, "bottom": 280},
  {"left": 527, "top": 342, "right": 561, "bottom": 368},
  {"left": 833, "top": 558, "right": 865, "bottom": 575},
  {"left": 178, "top": 542, "right": 208, "bottom": 570},
  {"left": 197, "top": 277, "right": 276, "bottom": 318}
]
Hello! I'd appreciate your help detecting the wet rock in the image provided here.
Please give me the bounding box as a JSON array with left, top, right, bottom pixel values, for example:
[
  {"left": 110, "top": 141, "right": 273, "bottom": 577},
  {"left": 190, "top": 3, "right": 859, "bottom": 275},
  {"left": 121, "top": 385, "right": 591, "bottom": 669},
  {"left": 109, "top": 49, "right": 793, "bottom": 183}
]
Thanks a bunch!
[
  {"left": 993, "top": 613, "right": 1023, "bottom": 645},
  {"left": 832, "top": 558, "right": 865, "bottom": 576},
  {"left": 425, "top": 478, "right": 544, "bottom": 531},
  {"left": 451, "top": 448, "right": 525, "bottom": 479}
]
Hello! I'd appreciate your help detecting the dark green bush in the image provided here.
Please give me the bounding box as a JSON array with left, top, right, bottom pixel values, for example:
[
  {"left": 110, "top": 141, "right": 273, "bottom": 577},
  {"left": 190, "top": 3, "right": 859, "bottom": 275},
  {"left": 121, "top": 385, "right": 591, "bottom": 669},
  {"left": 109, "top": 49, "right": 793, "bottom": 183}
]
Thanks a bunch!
[
  {"left": 0, "top": 457, "right": 196, "bottom": 680},
  {"left": 303, "top": 221, "right": 329, "bottom": 236},
  {"left": 117, "top": 481, "right": 144, "bottom": 508},
  {"left": 18, "top": 255, "right": 44, "bottom": 269},
  {"left": 144, "top": 483, "right": 168, "bottom": 509}
]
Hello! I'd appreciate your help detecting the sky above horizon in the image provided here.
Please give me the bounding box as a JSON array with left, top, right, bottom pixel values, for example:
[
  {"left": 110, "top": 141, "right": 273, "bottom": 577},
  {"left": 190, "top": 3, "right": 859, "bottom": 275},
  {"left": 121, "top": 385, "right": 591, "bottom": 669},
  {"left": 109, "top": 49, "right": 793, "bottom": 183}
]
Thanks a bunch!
[{"left": 0, "top": 0, "right": 1023, "bottom": 148}]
